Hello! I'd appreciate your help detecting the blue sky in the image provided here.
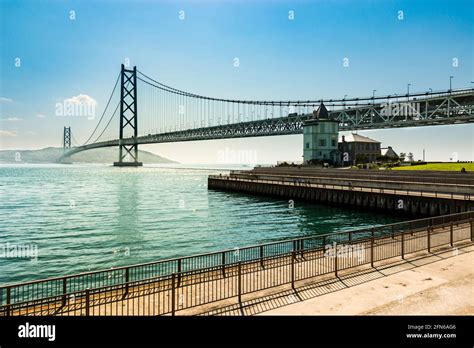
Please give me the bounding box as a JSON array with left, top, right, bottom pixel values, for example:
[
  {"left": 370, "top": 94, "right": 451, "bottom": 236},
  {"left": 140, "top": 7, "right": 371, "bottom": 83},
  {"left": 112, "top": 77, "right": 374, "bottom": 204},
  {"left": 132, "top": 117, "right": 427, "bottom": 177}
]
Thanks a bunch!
[{"left": 1, "top": 0, "right": 473, "bottom": 162}]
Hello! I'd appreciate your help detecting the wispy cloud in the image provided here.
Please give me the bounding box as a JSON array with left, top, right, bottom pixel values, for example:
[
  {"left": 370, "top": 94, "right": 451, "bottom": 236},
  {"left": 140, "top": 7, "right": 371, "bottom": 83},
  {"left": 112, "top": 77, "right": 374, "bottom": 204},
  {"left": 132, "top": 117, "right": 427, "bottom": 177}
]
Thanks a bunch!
[
  {"left": 36, "top": 113, "right": 47, "bottom": 118},
  {"left": 0, "top": 97, "right": 13, "bottom": 103},
  {"left": 0, "top": 130, "right": 17, "bottom": 137},
  {"left": 63, "top": 94, "right": 97, "bottom": 107},
  {"left": 0, "top": 116, "right": 22, "bottom": 122}
]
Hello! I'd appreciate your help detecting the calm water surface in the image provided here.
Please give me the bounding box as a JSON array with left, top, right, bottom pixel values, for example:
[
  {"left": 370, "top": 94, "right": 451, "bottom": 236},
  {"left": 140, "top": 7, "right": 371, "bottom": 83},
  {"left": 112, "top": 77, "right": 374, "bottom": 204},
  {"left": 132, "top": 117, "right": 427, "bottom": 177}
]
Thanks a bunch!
[{"left": 0, "top": 164, "right": 404, "bottom": 284}]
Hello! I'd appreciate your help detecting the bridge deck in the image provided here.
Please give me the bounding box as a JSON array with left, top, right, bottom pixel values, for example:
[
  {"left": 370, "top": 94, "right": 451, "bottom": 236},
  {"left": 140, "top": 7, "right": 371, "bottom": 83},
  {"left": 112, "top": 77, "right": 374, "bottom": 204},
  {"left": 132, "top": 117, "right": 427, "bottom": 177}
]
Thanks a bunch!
[{"left": 60, "top": 87, "right": 474, "bottom": 160}]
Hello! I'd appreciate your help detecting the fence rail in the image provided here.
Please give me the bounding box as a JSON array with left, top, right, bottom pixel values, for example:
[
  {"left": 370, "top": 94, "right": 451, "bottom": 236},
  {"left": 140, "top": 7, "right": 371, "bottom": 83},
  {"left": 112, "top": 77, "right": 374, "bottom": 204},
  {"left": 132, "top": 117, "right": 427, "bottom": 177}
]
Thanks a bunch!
[{"left": 1, "top": 211, "right": 473, "bottom": 316}]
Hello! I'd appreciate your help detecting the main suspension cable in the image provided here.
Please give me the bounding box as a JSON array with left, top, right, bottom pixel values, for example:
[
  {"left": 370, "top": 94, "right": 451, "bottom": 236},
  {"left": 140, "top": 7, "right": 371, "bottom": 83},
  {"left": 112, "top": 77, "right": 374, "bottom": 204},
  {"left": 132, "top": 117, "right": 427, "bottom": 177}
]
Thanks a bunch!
[{"left": 83, "top": 71, "right": 121, "bottom": 145}]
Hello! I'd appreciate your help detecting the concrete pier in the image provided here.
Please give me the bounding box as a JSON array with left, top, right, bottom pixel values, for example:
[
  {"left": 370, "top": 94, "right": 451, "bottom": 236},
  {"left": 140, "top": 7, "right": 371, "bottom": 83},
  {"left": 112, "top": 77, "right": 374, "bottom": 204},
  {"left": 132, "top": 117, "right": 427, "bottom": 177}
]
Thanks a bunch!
[{"left": 208, "top": 168, "right": 474, "bottom": 217}]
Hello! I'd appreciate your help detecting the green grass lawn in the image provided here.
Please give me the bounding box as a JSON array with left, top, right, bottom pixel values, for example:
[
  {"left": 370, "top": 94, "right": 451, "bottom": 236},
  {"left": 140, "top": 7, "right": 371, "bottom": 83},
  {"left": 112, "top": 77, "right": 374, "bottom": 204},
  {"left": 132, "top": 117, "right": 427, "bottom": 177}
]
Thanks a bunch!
[{"left": 392, "top": 163, "right": 474, "bottom": 171}]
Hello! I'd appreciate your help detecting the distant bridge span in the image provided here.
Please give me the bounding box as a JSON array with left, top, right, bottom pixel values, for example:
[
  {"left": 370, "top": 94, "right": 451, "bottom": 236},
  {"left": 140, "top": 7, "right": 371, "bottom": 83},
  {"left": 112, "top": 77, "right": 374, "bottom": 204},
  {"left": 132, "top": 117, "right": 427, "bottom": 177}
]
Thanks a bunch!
[{"left": 60, "top": 65, "right": 474, "bottom": 164}]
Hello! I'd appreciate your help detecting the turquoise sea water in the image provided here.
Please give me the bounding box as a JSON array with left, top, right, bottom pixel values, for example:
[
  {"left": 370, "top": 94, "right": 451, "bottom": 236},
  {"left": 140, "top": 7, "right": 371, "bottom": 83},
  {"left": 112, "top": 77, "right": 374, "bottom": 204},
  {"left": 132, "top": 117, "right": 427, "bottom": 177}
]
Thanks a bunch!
[{"left": 0, "top": 164, "right": 404, "bottom": 285}]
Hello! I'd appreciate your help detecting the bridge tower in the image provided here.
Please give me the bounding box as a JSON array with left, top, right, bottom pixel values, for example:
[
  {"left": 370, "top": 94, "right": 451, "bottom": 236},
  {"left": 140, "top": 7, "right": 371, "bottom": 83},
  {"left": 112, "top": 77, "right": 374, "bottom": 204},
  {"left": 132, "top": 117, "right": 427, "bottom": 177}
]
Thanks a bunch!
[
  {"left": 113, "top": 64, "right": 143, "bottom": 167},
  {"left": 63, "top": 126, "right": 71, "bottom": 150}
]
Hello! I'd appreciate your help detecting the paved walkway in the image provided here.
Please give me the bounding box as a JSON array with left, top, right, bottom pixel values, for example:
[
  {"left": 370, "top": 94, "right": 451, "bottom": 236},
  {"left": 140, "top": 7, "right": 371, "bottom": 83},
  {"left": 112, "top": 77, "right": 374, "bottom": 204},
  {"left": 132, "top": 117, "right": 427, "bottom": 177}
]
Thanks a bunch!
[{"left": 259, "top": 245, "right": 473, "bottom": 315}]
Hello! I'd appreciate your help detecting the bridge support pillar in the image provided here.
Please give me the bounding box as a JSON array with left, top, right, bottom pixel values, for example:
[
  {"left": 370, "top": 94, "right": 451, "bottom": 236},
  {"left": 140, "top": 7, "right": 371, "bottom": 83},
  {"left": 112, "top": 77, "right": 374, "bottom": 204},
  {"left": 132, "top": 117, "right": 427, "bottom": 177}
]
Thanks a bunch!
[
  {"left": 63, "top": 126, "right": 71, "bottom": 150},
  {"left": 114, "top": 64, "right": 143, "bottom": 167},
  {"left": 60, "top": 126, "right": 73, "bottom": 164}
]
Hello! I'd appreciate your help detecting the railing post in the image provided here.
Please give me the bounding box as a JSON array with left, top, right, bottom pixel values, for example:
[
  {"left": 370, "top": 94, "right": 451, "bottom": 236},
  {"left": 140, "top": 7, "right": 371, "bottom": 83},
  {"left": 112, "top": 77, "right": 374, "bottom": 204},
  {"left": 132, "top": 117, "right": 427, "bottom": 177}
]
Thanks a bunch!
[
  {"left": 450, "top": 221, "right": 454, "bottom": 247},
  {"left": 291, "top": 250, "right": 296, "bottom": 289},
  {"left": 428, "top": 226, "right": 431, "bottom": 253},
  {"left": 171, "top": 273, "right": 176, "bottom": 316},
  {"left": 259, "top": 246, "right": 264, "bottom": 268},
  {"left": 62, "top": 278, "right": 67, "bottom": 306},
  {"left": 85, "top": 288, "right": 90, "bottom": 316},
  {"left": 125, "top": 268, "right": 129, "bottom": 295},
  {"left": 222, "top": 252, "right": 226, "bottom": 277},
  {"left": 299, "top": 239, "right": 304, "bottom": 257},
  {"left": 238, "top": 261, "right": 242, "bottom": 304},
  {"left": 6, "top": 286, "right": 11, "bottom": 317},
  {"left": 348, "top": 231, "right": 352, "bottom": 242},
  {"left": 471, "top": 218, "right": 474, "bottom": 242},
  {"left": 370, "top": 236, "right": 374, "bottom": 268},
  {"left": 335, "top": 246, "right": 338, "bottom": 277},
  {"left": 401, "top": 233, "right": 405, "bottom": 260},
  {"left": 177, "top": 259, "right": 182, "bottom": 287},
  {"left": 391, "top": 224, "right": 395, "bottom": 239}
]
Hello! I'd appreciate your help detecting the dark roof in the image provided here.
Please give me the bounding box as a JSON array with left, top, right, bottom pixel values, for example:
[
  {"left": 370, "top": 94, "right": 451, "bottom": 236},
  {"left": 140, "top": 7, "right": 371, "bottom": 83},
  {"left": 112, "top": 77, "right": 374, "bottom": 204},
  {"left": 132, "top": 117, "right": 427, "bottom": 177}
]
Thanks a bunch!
[{"left": 313, "top": 102, "right": 329, "bottom": 119}]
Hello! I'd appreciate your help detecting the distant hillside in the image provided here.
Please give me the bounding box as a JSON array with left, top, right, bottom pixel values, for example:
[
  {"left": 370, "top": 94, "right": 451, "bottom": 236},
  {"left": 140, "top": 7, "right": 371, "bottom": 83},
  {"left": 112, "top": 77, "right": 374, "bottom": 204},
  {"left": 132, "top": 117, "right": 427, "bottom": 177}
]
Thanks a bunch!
[{"left": 0, "top": 147, "right": 177, "bottom": 164}]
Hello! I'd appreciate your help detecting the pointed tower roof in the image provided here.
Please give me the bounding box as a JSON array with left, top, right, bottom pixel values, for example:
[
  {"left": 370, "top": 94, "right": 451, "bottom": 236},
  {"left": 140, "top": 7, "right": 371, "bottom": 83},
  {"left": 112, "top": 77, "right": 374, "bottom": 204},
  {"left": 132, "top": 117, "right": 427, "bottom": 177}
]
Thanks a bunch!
[{"left": 313, "top": 102, "right": 329, "bottom": 119}]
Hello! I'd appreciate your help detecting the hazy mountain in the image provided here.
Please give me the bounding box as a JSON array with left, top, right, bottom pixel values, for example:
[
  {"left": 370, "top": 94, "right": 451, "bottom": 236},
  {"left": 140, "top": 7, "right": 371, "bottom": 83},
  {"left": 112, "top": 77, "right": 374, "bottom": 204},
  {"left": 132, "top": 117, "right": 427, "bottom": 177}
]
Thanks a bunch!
[{"left": 0, "top": 147, "right": 177, "bottom": 164}]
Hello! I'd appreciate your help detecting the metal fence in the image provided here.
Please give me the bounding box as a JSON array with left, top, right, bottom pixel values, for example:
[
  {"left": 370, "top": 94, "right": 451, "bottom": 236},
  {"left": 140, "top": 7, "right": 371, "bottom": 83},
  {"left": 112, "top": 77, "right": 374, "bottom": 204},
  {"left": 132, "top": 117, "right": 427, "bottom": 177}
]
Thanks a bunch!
[{"left": 0, "top": 211, "right": 472, "bottom": 316}]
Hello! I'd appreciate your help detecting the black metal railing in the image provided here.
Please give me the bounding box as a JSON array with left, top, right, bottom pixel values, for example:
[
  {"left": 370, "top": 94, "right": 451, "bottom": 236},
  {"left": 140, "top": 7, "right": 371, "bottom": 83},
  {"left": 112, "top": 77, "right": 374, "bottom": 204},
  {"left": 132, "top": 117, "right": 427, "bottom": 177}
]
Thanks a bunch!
[{"left": 0, "top": 211, "right": 472, "bottom": 316}]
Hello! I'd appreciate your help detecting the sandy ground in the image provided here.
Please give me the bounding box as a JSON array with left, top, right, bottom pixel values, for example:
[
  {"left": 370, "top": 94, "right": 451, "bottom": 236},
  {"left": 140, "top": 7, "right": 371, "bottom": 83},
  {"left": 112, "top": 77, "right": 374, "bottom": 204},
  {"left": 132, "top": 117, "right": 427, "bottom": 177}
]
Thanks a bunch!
[{"left": 259, "top": 245, "right": 473, "bottom": 315}]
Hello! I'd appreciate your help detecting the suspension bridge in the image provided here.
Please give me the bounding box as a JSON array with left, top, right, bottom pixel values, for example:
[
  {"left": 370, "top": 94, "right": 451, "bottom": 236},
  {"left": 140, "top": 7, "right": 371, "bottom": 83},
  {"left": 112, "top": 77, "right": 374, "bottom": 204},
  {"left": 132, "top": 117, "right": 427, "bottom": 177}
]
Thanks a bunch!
[{"left": 60, "top": 64, "right": 474, "bottom": 166}]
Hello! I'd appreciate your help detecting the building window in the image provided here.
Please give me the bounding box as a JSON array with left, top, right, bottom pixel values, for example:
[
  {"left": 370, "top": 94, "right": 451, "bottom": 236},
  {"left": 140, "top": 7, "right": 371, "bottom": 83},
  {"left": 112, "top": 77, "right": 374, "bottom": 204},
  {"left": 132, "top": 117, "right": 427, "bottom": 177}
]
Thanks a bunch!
[
  {"left": 331, "top": 139, "right": 336, "bottom": 147},
  {"left": 319, "top": 139, "right": 326, "bottom": 147},
  {"left": 306, "top": 142, "right": 310, "bottom": 149}
]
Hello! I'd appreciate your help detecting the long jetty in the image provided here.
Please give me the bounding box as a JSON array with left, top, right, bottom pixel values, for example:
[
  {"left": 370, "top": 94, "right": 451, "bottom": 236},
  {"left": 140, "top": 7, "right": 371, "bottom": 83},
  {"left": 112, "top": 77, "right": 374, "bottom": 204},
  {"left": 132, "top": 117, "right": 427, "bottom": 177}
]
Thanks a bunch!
[{"left": 208, "top": 168, "right": 474, "bottom": 216}]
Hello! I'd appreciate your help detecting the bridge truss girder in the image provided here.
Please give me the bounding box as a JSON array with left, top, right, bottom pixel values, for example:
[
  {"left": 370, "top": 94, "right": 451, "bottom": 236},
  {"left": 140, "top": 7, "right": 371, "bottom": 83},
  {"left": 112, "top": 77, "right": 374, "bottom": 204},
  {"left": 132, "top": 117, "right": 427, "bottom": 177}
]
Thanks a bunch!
[{"left": 61, "top": 89, "right": 474, "bottom": 160}]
